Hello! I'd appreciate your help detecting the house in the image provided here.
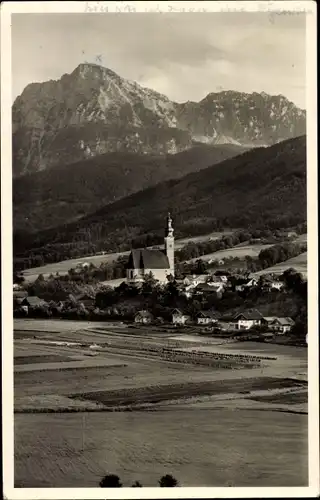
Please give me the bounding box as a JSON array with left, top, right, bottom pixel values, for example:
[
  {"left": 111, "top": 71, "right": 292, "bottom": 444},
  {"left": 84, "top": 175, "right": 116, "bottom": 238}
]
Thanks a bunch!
[
  {"left": 261, "top": 316, "right": 278, "bottom": 327},
  {"left": 134, "top": 310, "right": 154, "bottom": 324},
  {"left": 260, "top": 278, "right": 284, "bottom": 292},
  {"left": 172, "top": 308, "right": 191, "bottom": 325},
  {"left": 13, "top": 290, "right": 28, "bottom": 301},
  {"left": 178, "top": 283, "right": 194, "bottom": 298},
  {"left": 183, "top": 274, "right": 209, "bottom": 287},
  {"left": 217, "top": 316, "right": 237, "bottom": 331},
  {"left": 21, "top": 296, "right": 48, "bottom": 312},
  {"left": 235, "top": 278, "right": 258, "bottom": 292},
  {"left": 13, "top": 283, "right": 24, "bottom": 291},
  {"left": 234, "top": 309, "right": 263, "bottom": 330},
  {"left": 269, "top": 317, "right": 295, "bottom": 334},
  {"left": 13, "top": 292, "right": 29, "bottom": 314},
  {"left": 75, "top": 294, "right": 96, "bottom": 309},
  {"left": 196, "top": 310, "right": 219, "bottom": 325},
  {"left": 127, "top": 214, "right": 174, "bottom": 285}
]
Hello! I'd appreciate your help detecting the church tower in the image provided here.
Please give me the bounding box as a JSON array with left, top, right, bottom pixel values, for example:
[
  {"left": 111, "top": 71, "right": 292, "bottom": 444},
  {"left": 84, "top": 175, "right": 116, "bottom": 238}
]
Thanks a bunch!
[{"left": 164, "top": 213, "right": 174, "bottom": 277}]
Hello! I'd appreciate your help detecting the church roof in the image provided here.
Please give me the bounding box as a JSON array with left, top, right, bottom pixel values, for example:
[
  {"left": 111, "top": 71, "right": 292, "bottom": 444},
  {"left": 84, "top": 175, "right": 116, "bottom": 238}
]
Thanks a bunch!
[{"left": 127, "top": 249, "right": 170, "bottom": 270}]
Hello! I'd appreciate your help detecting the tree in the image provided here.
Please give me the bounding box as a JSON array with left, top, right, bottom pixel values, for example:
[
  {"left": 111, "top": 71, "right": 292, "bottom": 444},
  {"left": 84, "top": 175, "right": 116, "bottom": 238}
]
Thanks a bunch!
[
  {"left": 142, "top": 272, "right": 158, "bottom": 295},
  {"left": 131, "top": 480, "right": 143, "bottom": 487},
  {"left": 159, "top": 474, "right": 178, "bottom": 487},
  {"left": 99, "top": 474, "right": 122, "bottom": 487}
]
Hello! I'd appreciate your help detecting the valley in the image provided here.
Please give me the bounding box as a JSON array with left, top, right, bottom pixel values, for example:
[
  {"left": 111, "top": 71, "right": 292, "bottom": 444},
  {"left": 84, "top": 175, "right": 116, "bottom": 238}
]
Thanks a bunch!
[
  {"left": 13, "top": 135, "right": 307, "bottom": 268},
  {"left": 14, "top": 319, "right": 308, "bottom": 487}
]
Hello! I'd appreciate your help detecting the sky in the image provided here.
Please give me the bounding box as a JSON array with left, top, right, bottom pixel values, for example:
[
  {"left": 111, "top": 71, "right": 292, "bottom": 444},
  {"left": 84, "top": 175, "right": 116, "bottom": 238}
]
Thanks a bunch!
[{"left": 11, "top": 12, "right": 306, "bottom": 108}]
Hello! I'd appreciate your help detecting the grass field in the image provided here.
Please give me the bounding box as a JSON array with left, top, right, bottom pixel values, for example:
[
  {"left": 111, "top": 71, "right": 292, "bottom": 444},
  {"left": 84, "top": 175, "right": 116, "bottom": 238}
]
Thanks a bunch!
[
  {"left": 254, "top": 252, "right": 307, "bottom": 278},
  {"left": 19, "top": 231, "right": 307, "bottom": 283},
  {"left": 187, "top": 244, "right": 272, "bottom": 263},
  {"left": 15, "top": 409, "right": 308, "bottom": 487},
  {"left": 20, "top": 231, "right": 235, "bottom": 283},
  {"left": 13, "top": 320, "right": 308, "bottom": 487}
]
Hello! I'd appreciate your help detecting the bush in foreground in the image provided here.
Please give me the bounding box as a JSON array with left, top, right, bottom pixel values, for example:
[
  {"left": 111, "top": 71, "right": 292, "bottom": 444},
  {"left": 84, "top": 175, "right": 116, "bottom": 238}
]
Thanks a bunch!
[
  {"left": 99, "top": 474, "right": 122, "bottom": 487},
  {"left": 99, "top": 473, "right": 179, "bottom": 487}
]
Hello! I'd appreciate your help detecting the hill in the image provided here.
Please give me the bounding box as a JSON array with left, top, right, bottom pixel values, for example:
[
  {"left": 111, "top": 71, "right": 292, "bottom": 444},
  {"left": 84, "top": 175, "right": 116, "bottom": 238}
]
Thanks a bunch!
[
  {"left": 13, "top": 143, "right": 246, "bottom": 232},
  {"left": 13, "top": 62, "right": 305, "bottom": 176},
  {"left": 14, "top": 135, "right": 306, "bottom": 265}
]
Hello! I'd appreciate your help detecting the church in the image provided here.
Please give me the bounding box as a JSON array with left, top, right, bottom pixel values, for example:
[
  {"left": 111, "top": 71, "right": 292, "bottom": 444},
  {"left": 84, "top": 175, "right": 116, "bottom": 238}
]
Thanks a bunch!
[{"left": 126, "top": 214, "right": 175, "bottom": 285}]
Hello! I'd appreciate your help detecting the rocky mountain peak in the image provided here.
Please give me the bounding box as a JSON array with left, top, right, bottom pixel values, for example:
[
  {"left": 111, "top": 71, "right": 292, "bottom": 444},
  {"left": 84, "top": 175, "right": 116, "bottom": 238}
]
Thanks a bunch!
[{"left": 12, "top": 63, "right": 306, "bottom": 176}]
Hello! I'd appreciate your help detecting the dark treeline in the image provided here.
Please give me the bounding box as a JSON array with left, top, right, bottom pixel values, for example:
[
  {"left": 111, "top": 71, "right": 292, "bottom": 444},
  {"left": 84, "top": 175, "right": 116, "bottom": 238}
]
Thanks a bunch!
[
  {"left": 13, "top": 222, "right": 306, "bottom": 273},
  {"left": 13, "top": 135, "right": 306, "bottom": 267}
]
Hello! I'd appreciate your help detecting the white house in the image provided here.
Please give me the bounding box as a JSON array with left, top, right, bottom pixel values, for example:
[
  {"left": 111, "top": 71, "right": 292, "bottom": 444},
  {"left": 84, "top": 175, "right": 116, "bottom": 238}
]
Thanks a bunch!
[
  {"left": 172, "top": 309, "right": 191, "bottom": 326},
  {"left": 134, "top": 310, "right": 154, "bottom": 324},
  {"left": 235, "top": 278, "right": 258, "bottom": 292},
  {"left": 183, "top": 274, "right": 209, "bottom": 287},
  {"left": 269, "top": 317, "right": 295, "bottom": 334},
  {"left": 196, "top": 311, "right": 218, "bottom": 325},
  {"left": 234, "top": 309, "right": 263, "bottom": 330}
]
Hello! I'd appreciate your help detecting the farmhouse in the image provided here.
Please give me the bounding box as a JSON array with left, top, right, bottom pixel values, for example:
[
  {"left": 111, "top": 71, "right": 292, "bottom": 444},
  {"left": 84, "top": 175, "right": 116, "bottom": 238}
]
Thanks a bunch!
[
  {"left": 135, "top": 310, "right": 154, "bottom": 324},
  {"left": 21, "top": 296, "right": 48, "bottom": 312},
  {"left": 126, "top": 214, "right": 174, "bottom": 285},
  {"left": 235, "top": 277, "right": 258, "bottom": 292},
  {"left": 270, "top": 317, "right": 295, "bottom": 334},
  {"left": 234, "top": 309, "right": 263, "bottom": 330},
  {"left": 172, "top": 308, "right": 191, "bottom": 325},
  {"left": 261, "top": 316, "right": 278, "bottom": 327},
  {"left": 196, "top": 310, "right": 218, "bottom": 325},
  {"left": 183, "top": 274, "right": 209, "bottom": 287},
  {"left": 75, "top": 294, "right": 96, "bottom": 309},
  {"left": 260, "top": 277, "right": 284, "bottom": 292},
  {"left": 195, "top": 282, "right": 224, "bottom": 298}
]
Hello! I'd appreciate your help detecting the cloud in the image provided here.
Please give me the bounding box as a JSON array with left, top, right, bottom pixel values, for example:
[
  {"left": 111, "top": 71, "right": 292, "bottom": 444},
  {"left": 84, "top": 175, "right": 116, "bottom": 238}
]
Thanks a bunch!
[{"left": 11, "top": 12, "right": 306, "bottom": 107}]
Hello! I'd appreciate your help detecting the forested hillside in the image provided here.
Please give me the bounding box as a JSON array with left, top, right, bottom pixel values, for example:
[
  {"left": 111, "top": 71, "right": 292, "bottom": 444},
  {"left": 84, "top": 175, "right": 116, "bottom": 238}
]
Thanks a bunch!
[
  {"left": 14, "top": 135, "right": 306, "bottom": 267},
  {"left": 13, "top": 143, "right": 246, "bottom": 232}
]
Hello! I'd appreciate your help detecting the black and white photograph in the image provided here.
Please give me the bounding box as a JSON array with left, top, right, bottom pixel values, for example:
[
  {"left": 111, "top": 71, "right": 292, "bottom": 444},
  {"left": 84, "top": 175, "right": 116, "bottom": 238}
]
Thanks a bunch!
[{"left": 1, "top": 1, "right": 319, "bottom": 497}]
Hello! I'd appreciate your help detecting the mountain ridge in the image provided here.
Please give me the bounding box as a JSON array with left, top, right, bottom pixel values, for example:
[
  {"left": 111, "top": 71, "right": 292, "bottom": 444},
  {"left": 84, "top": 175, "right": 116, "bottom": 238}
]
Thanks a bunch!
[
  {"left": 13, "top": 62, "right": 306, "bottom": 176},
  {"left": 13, "top": 143, "right": 247, "bottom": 232},
  {"left": 14, "top": 135, "right": 306, "bottom": 264}
]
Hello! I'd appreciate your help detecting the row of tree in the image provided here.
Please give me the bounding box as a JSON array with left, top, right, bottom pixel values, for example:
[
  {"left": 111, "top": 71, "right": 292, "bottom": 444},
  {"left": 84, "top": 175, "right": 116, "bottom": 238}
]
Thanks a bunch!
[{"left": 99, "top": 473, "right": 178, "bottom": 488}]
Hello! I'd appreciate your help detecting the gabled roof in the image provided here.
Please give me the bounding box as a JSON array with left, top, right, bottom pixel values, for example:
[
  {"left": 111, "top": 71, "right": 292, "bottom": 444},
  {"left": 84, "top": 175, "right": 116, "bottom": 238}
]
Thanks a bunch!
[
  {"left": 263, "top": 316, "right": 278, "bottom": 322},
  {"left": 172, "top": 308, "right": 189, "bottom": 317},
  {"left": 272, "top": 317, "right": 295, "bottom": 326},
  {"left": 197, "top": 310, "right": 218, "bottom": 319},
  {"left": 184, "top": 274, "right": 209, "bottom": 282},
  {"left": 135, "top": 310, "right": 154, "bottom": 318},
  {"left": 75, "top": 294, "right": 95, "bottom": 302},
  {"left": 196, "top": 283, "right": 219, "bottom": 292},
  {"left": 209, "top": 276, "right": 225, "bottom": 283},
  {"left": 127, "top": 249, "right": 169, "bottom": 270},
  {"left": 23, "top": 296, "right": 47, "bottom": 307},
  {"left": 13, "top": 291, "right": 28, "bottom": 299},
  {"left": 234, "top": 309, "right": 263, "bottom": 320}
]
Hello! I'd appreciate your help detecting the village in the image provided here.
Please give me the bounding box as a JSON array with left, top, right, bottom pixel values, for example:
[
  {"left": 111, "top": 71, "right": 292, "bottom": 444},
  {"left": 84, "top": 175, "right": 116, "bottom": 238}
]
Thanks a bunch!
[{"left": 13, "top": 267, "right": 306, "bottom": 345}]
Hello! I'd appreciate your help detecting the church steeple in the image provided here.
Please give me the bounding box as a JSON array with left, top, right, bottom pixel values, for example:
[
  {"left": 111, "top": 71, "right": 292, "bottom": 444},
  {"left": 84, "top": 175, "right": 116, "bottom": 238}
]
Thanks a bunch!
[
  {"left": 164, "top": 212, "right": 174, "bottom": 276},
  {"left": 166, "top": 212, "right": 174, "bottom": 237}
]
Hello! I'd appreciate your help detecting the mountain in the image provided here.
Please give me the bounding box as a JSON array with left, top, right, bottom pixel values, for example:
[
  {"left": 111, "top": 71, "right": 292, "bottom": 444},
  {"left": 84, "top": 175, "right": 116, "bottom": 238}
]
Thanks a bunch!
[
  {"left": 13, "top": 63, "right": 306, "bottom": 177},
  {"left": 13, "top": 143, "right": 247, "bottom": 232},
  {"left": 14, "top": 136, "right": 306, "bottom": 264}
]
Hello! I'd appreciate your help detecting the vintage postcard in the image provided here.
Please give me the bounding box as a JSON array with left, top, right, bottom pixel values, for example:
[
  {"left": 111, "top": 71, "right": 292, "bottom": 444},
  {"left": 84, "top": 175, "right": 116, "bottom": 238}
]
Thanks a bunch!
[{"left": 1, "top": 1, "right": 319, "bottom": 498}]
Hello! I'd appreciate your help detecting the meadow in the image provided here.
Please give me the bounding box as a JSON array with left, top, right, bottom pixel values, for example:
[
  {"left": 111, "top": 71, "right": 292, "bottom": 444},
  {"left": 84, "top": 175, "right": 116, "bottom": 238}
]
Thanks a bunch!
[
  {"left": 254, "top": 252, "right": 307, "bottom": 278},
  {"left": 15, "top": 409, "right": 308, "bottom": 487},
  {"left": 19, "top": 230, "right": 236, "bottom": 283},
  {"left": 20, "top": 232, "right": 307, "bottom": 283},
  {"left": 187, "top": 244, "right": 273, "bottom": 263},
  {"left": 13, "top": 320, "right": 308, "bottom": 487}
]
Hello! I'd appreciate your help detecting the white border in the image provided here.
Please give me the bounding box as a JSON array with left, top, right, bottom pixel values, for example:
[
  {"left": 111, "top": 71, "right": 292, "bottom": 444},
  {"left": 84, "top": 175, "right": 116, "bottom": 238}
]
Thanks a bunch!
[{"left": 1, "top": 1, "right": 319, "bottom": 498}]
